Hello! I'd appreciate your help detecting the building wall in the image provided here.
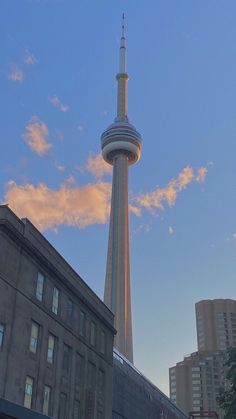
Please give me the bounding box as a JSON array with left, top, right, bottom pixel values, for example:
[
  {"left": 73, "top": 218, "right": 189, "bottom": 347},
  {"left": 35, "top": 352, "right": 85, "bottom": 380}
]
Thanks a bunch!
[
  {"left": 169, "top": 351, "right": 226, "bottom": 418},
  {"left": 113, "top": 350, "right": 187, "bottom": 419},
  {"left": 196, "top": 299, "right": 236, "bottom": 351},
  {"left": 0, "top": 205, "right": 115, "bottom": 419}
]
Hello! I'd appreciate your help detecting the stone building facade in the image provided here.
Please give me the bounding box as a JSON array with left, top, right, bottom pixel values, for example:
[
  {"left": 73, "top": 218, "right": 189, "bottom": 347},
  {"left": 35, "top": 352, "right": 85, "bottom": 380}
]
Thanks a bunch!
[{"left": 0, "top": 205, "right": 115, "bottom": 419}]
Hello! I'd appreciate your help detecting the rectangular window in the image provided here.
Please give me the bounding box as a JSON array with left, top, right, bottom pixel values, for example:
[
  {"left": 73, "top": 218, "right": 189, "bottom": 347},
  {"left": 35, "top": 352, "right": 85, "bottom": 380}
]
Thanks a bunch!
[
  {"left": 88, "top": 362, "right": 96, "bottom": 390},
  {"left": 43, "top": 385, "right": 51, "bottom": 415},
  {"left": 75, "top": 352, "right": 84, "bottom": 386},
  {"left": 47, "top": 334, "right": 55, "bottom": 364},
  {"left": 36, "top": 272, "right": 44, "bottom": 302},
  {"left": 0, "top": 324, "right": 5, "bottom": 347},
  {"left": 73, "top": 400, "right": 80, "bottom": 419},
  {"left": 62, "top": 344, "right": 70, "bottom": 372},
  {"left": 52, "top": 287, "right": 59, "bottom": 315},
  {"left": 66, "top": 299, "right": 73, "bottom": 324},
  {"left": 29, "top": 322, "right": 39, "bottom": 354},
  {"left": 98, "top": 369, "right": 105, "bottom": 401},
  {"left": 79, "top": 310, "right": 86, "bottom": 337},
  {"left": 90, "top": 321, "right": 96, "bottom": 346},
  {"left": 59, "top": 393, "right": 67, "bottom": 419},
  {"left": 24, "top": 376, "right": 34, "bottom": 409},
  {"left": 100, "top": 331, "right": 106, "bottom": 354}
]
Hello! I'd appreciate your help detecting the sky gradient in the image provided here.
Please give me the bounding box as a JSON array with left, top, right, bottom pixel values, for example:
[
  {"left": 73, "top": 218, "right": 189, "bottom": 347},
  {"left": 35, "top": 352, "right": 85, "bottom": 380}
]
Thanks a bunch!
[{"left": 1, "top": 0, "right": 236, "bottom": 395}]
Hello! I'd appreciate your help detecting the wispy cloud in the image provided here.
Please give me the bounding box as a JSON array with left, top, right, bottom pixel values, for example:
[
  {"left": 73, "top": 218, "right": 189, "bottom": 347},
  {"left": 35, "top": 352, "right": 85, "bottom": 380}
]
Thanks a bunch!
[
  {"left": 5, "top": 180, "right": 111, "bottom": 231},
  {"left": 25, "top": 49, "right": 37, "bottom": 65},
  {"left": 78, "top": 125, "right": 84, "bottom": 132},
  {"left": 48, "top": 95, "right": 69, "bottom": 112},
  {"left": 168, "top": 226, "right": 174, "bottom": 235},
  {"left": 22, "top": 116, "right": 52, "bottom": 155},
  {"left": 85, "top": 153, "right": 112, "bottom": 179},
  {"left": 136, "top": 166, "right": 207, "bottom": 212},
  {"left": 8, "top": 65, "right": 23, "bottom": 82},
  {"left": 196, "top": 167, "right": 208, "bottom": 183},
  {"left": 55, "top": 161, "right": 65, "bottom": 172}
]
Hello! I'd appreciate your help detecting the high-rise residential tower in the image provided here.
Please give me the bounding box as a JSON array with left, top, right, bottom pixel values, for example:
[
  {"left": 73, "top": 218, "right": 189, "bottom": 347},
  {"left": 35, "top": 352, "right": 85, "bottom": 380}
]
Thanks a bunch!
[
  {"left": 101, "top": 15, "right": 142, "bottom": 363},
  {"left": 196, "top": 299, "right": 236, "bottom": 351},
  {"left": 169, "top": 299, "right": 236, "bottom": 418}
]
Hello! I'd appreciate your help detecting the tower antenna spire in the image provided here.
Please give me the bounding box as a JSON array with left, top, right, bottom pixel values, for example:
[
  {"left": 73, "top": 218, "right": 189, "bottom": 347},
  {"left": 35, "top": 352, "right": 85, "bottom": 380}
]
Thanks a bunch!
[{"left": 117, "top": 13, "right": 128, "bottom": 119}]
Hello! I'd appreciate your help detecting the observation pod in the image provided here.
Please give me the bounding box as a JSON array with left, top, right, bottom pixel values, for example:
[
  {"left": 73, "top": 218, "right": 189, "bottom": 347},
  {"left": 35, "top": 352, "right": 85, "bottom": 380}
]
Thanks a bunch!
[{"left": 101, "top": 119, "right": 142, "bottom": 165}]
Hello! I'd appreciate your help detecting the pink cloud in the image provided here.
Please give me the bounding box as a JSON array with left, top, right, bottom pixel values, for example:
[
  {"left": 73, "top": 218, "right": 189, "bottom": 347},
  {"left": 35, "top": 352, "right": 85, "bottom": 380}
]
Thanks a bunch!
[{"left": 22, "top": 116, "right": 52, "bottom": 155}]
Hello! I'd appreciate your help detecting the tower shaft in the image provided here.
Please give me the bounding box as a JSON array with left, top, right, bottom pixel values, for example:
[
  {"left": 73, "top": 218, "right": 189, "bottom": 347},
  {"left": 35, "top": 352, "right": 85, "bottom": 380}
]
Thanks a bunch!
[
  {"left": 104, "top": 153, "right": 133, "bottom": 362},
  {"left": 101, "top": 14, "right": 142, "bottom": 364}
]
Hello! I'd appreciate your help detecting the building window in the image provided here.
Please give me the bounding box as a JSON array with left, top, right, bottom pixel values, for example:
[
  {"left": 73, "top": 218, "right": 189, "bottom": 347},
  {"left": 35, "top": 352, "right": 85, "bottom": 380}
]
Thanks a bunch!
[
  {"left": 75, "top": 352, "right": 84, "bottom": 386},
  {"left": 62, "top": 344, "right": 70, "bottom": 372},
  {"left": 47, "top": 334, "right": 55, "bottom": 364},
  {"left": 0, "top": 324, "right": 5, "bottom": 348},
  {"left": 59, "top": 393, "right": 67, "bottom": 419},
  {"left": 43, "top": 385, "right": 51, "bottom": 415},
  {"left": 66, "top": 299, "right": 73, "bottom": 325},
  {"left": 100, "top": 331, "right": 106, "bottom": 354},
  {"left": 73, "top": 400, "right": 80, "bottom": 419},
  {"left": 90, "top": 321, "right": 96, "bottom": 346},
  {"left": 29, "top": 322, "right": 39, "bottom": 354},
  {"left": 79, "top": 310, "right": 86, "bottom": 337},
  {"left": 36, "top": 272, "right": 44, "bottom": 302},
  {"left": 52, "top": 287, "right": 59, "bottom": 315},
  {"left": 88, "top": 362, "right": 96, "bottom": 390},
  {"left": 98, "top": 369, "right": 105, "bottom": 401},
  {"left": 24, "top": 376, "right": 34, "bottom": 408}
]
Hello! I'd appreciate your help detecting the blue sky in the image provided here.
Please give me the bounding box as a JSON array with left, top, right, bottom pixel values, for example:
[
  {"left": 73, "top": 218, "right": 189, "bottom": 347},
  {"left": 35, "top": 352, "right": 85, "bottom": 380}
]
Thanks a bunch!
[{"left": 1, "top": 0, "right": 236, "bottom": 395}]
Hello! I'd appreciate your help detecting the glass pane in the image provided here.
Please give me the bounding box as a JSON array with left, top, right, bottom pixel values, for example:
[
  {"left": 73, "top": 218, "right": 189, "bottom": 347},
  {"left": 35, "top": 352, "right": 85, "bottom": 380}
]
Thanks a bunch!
[
  {"left": 43, "top": 386, "right": 51, "bottom": 415},
  {"left": 90, "top": 322, "right": 96, "bottom": 346},
  {"left": 52, "top": 287, "right": 59, "bottom": 314},
  {"left": 0, "top": 324, "right": 4, "bottom": 347},
  {"left": 30, "top": 322, "right": 39, "bottom": 353},
  {"left": 36, "top": 272, "right": 44, "bottom": 301},
  {"left": 47, "top": 334, "right": 55, "bottom": 363},
  {"left": 24, "top": 376, "right": 33, "bottom": 408},
  {"left": 67, "top": 300, "right": 73, "bottom": 324},
  {"left": 59, "top": 393, "right": 67, "bottom": 419},
  {"left": 79, "top": 311, "right": 86, "bottom": 336}
]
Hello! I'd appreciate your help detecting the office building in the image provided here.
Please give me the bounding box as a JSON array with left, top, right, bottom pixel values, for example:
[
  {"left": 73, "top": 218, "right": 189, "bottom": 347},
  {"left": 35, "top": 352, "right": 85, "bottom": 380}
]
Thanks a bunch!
[{"left": 0, "top": 205, "right": 115, "bottom": 419}]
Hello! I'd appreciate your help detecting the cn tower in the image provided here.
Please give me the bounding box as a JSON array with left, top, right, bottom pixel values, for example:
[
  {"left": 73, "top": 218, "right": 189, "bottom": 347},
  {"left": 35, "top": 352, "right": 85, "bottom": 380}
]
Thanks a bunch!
[{"left": 101, "top": 15, "right": 142, "bottom": 363}]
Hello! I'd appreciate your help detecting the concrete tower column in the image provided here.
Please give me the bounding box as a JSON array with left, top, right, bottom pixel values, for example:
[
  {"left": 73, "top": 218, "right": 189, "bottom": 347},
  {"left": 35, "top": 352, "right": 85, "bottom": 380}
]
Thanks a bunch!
[
  {"left": 104, "top": 153, "right": 133, "bottom": 360},
  {"left": 101, "top": 14, "right": 142, "bottom": 363}
]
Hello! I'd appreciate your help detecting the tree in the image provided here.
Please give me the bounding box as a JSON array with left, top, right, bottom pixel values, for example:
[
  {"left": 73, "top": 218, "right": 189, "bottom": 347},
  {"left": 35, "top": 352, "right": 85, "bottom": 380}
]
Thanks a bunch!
[{"left": 218, "top": 347, "right": 236, "bottom": 418}]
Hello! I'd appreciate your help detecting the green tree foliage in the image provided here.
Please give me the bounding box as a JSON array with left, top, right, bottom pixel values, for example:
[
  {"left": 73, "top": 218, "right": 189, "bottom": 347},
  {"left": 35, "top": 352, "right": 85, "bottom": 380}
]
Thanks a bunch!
[{"left": 218, "top": 347, "right": 236, "bottom": 418}]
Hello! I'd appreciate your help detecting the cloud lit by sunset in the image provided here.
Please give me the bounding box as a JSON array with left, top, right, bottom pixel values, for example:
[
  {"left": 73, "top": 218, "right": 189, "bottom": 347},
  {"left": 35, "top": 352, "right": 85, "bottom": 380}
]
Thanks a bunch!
[
  {"left": 5, "top": 180, "right": 111, "bottom": 231},
  {"left": 22, "top": 116, "right": 52, "bottom": 155}
]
